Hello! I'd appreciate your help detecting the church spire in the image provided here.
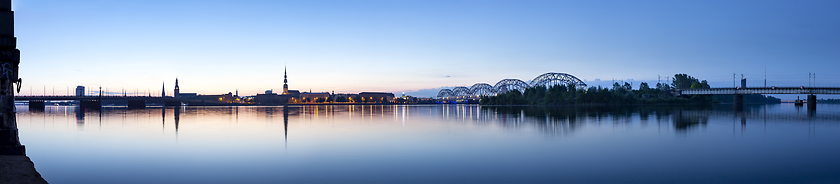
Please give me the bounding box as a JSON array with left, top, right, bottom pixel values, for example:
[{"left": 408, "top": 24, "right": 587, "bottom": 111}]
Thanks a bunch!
[
  {"left": 161, "top": 82, "right": 165, "bottom": 97},
  {"left": 283, "top": 66, "right": 289, "bottom": 95},
  {"left": 174, "top": 78, "right": 180, "bottom": 98}
]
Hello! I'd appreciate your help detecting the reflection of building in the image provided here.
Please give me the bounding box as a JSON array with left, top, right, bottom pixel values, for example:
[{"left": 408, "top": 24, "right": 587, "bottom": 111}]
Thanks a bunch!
[
  {"left": 75, "top": 86, "right": 85, "bottom": 96},
  {"left": 359, "top": 92, "right": 395, "bottom": 102}
]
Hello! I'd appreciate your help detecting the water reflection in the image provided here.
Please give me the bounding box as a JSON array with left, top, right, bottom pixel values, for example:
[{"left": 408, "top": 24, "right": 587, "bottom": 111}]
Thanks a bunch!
[
  {"left": 19, "top": 104, "right": 840, "bottom": 137},
  {"left": 14, "top": 104, "right": 840, "bottom": 183},
  {"left": 414, "top": 104, "right": 840, "bottom": 136}
]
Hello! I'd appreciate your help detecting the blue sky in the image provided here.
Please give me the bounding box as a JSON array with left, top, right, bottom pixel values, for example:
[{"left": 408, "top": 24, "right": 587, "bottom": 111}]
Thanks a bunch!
[{"left": 13, "top": 0, "right": 840, "bottom": 98}]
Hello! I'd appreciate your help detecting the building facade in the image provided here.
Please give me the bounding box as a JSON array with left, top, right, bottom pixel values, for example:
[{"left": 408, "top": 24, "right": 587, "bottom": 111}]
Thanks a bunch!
[
  {"left": 300, "top": 92, "right": 330, "bottom": 102},
  {"left": 359, "top": 92, "right": 395, "bottom": 102},
  {"left": 75, "top": 86, "right": 85, "bottom": 96}
]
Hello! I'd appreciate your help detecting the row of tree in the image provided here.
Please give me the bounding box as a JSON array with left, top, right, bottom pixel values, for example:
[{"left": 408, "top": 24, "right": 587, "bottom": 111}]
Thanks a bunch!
[{"left": 480, "top": 74, "right": 712, "bottom": 105}]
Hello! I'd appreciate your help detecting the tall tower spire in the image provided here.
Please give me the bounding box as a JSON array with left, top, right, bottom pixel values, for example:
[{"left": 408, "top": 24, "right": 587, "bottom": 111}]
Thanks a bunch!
[
  {"left": 161, "top": 82, "right": 165, "bottom": 97},
  {"left": 283, "top": 66, "right": 289, "bottom": 95},
  {"left": 174, "top": 78, "right": 180, "bottom": 98}
]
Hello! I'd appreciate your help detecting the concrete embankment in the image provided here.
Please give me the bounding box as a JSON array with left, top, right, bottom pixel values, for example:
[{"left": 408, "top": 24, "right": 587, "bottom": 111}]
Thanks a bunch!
[{"left": 0, "top": 155, "right": 48, "bottom": 184}]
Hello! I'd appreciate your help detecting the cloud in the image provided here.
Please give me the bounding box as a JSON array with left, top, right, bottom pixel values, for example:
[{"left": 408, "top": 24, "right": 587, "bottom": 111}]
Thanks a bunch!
[{"left": 394, "top": 86, "right": 457, "bottom": 98}]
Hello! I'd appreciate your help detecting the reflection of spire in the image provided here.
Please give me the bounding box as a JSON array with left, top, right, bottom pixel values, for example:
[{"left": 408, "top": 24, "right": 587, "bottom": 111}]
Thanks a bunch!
[
  {"left": 162, "top": 107, "right": 165, "bottom": 131},
  {"left": 284, "top": 105, "right": 289, "bottom": 146},
  {"left": 175, "top": 107, "right": 180, "bottom": 136}
]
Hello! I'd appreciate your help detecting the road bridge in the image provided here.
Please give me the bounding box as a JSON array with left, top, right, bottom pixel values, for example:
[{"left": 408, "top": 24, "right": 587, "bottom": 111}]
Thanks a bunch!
[
  {"left": 15, "top": 95, "right": 172, "bottom": 101},
  {"left": 675, "top": 87, "right": 840, "bottom": 95},
  {"left": 676, "top": 87, "right": 840, "bottom": 110},
  {"left": 15, "top": 95, "right": 182, "bottom": 109}
]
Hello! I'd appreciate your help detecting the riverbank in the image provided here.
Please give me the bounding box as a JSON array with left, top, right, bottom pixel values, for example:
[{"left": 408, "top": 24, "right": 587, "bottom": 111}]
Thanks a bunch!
[{"left": 0, "top": 155, "right": 48, "bottom": 184}]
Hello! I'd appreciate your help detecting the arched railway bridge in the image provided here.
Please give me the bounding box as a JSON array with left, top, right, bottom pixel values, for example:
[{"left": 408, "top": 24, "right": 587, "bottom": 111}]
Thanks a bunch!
[{"left": 438, "top": 72, "right": 586, "bottom": 99}]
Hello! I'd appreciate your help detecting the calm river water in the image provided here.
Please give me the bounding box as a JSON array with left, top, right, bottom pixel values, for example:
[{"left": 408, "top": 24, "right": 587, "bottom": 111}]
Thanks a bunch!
[{"left": 16, "top": 104, "right": 840, "bottom": 183}]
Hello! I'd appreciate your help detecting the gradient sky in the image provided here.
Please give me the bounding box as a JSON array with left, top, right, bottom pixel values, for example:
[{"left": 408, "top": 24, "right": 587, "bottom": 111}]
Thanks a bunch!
[{"left": 13, "top": 0, "right": 840, "bottom": 97}]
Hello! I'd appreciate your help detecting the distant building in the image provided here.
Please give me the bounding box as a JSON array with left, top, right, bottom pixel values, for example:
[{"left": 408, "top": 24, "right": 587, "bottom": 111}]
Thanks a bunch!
[
  {"left": 300, "top": 92, "right": 329, "bottom": 102},
  {"left": 178, "top": 93, "right": 198, "bottom": 99},
  {"left": 193, "top": 92, "right": 236, "bottom": 103},
  {"left": 285, "top": 90, "right": 301, "bottom": 103},
  {"left": 172, "top": 78, "right": 197, "bottom": 99},
  {"left": 359, "top": 92, "right": 395, "bottom": 102},
  {"left": 253, "top": 67, "right": 305, "bottom": 105},
  {"left": 329, "top": 93, "right": 359, "bottom": 102},
  {"left": 75, "top": 86, "right": 85, "bottom": 97}
]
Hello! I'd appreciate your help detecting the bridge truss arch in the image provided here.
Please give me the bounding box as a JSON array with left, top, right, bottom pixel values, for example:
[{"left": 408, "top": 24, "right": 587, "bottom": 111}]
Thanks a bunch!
[
  {"left": 452, "top": 87, "right": 471, "bottom": 97},
  {"left": 469, "top": 83, "right": 495, "bottom": 97},
  {"left": 529, "top": 72, "right": 587, "bottom": 88},
  {"left": 436, "top": 72, "right": 587, "bottom": 99},
  {"left": 437, "top": 89, "right": 454, "bottom": 98},
  {"left": 494, "top": 79, "right": 529, "bottom": 94}
]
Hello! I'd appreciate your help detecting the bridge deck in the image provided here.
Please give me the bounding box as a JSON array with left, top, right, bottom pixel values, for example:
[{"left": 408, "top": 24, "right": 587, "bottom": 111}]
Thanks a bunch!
[
  {"left": 677, "top": 87, "right": 840, "bottom": 95},
  {"left": 14, "top": 96, "right": 173, "bottom": 101}
]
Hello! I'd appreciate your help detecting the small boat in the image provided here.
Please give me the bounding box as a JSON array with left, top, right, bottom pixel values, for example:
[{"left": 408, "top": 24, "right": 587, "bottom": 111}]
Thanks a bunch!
[{"left": 794, "top": 96, "right": 804, "bottom": 106}]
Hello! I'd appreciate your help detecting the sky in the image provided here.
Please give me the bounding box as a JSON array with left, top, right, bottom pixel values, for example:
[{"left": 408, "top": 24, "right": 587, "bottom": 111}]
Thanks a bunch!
[{"left": 12, "top": 0, "right": 840, "bottom": 98}]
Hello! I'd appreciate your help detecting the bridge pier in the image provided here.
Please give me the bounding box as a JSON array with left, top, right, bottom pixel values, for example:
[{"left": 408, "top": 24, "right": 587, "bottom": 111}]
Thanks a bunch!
[
  {"left": 127, "top": 100, "right": 146, "bottom": 109},
  {"left": 807, "top": 94, "right": 816, "bottom": 110},
  {"left": 733, "top": 94, "right": 743, "bottom": 111},
  {"left": 27, "top": 100, "right": 44, "bottom": 111},
  {"left": 164, "top": 100, "right": 182, "bottom": 106},
  {"left": 79, "top": 100, "right": 101, "bottom": 109}
]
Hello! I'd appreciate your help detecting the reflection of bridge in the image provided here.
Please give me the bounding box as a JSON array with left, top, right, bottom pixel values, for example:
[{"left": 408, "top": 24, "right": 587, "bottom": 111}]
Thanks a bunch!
[
  {"left": 437, "top": 72, "right": 586, "bottom": 99},
  {"left": 677, "top": 87, "right": 840, "bottom": 110}
]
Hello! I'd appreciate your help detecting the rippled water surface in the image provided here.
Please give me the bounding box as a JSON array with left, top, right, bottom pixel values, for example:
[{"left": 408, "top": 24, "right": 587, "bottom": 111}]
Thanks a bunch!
[{"left": 16, "top": 104, "right": 840, "bottom": 183}]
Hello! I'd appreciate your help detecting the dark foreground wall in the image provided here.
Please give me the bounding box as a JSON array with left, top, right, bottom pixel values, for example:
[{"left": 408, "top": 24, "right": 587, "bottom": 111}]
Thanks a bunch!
[{"left": 0, "top": 155, "right": 48, "bottom": 184}]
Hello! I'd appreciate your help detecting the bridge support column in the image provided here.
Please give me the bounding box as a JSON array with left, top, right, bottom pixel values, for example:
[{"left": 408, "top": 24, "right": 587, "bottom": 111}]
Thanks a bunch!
[
  {"left": 807, "top": 94, "right": 816, "bottom": 110},
  {"left": 27, "top": 100, "right": 44, "bottom": 111},
  {"left": 80, "top": 100, "right": 101, "bottom": 109},
  {"left": 733, "top": 94, "right": 743, "bottom": 111},
  {"left": 164, "top": 100, "right": 182, "bottom": 106},
  {"left": 127, "top": 100, "right": 146, "bottom": 109}
]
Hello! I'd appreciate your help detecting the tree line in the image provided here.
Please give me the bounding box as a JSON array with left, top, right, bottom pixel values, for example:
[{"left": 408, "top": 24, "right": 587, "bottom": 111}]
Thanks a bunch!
[{"left": 480, "top": 73, "right": 712, "bottom": 105}]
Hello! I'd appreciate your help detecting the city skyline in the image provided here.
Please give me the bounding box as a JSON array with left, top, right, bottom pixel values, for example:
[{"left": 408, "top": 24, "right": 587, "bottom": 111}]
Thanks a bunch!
[{"left": 13, "top": 0, "right": 840, "bottom": 97}]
